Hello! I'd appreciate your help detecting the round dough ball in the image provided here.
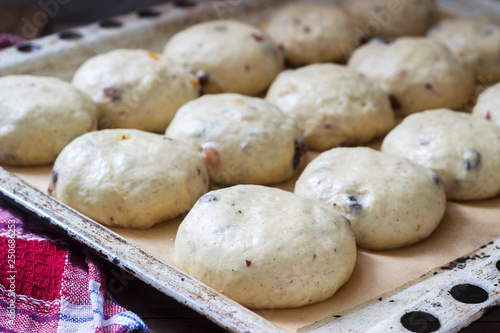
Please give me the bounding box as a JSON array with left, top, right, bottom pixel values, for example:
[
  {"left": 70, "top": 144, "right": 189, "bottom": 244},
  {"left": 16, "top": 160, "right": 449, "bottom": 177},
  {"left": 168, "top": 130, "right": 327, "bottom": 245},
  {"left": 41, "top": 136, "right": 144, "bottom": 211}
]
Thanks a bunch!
[
  {"left": 265, "top": 63, "right": 395, "bottom": 151},
  {"left": 295, "top": 147, "right": 446, "bottom": 250},
  {"left": 175, "top": 185, "right": 356, "bottom": 309},
  {"left": 472, "top": 82, "right": 500, "bottom": 126},
  {"left": 163, "top": 20, "right": 284, "bottom": 95},
  {"left": 381, "top": 109, "right": 500, "bottom": 201},
  {"left": 49, "top": 129, "right": 209, "bottom": 228},
  {"left": 344, "top": 0, "right": 439, "bottom": 38},
  {"left": 0, "top": 75, "right": 98, "bottom": 166},
  {"left": 165, "top": 93, "right": 306, "bottom": 185},
  {"left": 348, "top": 37, "right": 475, "bottom": 115},
  {"left": 72, "top": 49, "right": 199, "bottom": 133},
  {"left": 265, "top": 3, "right": 358, "bottom": 66},
  {"left": 428, "top": 16, "right": 500, "bottom": 82}
]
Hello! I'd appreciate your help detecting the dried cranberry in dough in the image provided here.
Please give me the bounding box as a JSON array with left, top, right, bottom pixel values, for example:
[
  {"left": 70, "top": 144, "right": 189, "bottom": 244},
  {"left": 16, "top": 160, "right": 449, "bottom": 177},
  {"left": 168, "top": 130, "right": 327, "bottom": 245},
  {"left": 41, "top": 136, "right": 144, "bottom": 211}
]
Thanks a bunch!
[
  {"left": 175, "top": 185, "right": 356, "bottom": 308},
  {"left": 166, "top": 93, "right": 305, "bottom": 185}
]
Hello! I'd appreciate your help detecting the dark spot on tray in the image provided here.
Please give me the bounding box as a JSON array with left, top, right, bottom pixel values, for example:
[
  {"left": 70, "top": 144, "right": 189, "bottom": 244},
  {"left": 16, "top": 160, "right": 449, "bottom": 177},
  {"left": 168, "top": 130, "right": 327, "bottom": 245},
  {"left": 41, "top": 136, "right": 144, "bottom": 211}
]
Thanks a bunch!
[
  {"left": 99, "top": 20, "right": 123, "bottom": 28},
  {"left": 173, "top": 0, "right": 197, "bottom": 7},
  {"left": 59, "top": 31, "right": 83, "bottom": 40},
  {"left": 441, "top": 252, "right": 491, "bottom": 270},
  {"left": 137, "top": 8, "right": 160, "bottom": 18},
  {"left": 450, "top": 284, "right": 488, "bottom": 304},
  {"left": 17, "top": 43, "right": 42, "bottom": 53},
  {"left": 401, "top": 311, "right": 441, "bottom": 333},
  {"left": 245, "top": 260, "right": 252, "bottom": 267}
]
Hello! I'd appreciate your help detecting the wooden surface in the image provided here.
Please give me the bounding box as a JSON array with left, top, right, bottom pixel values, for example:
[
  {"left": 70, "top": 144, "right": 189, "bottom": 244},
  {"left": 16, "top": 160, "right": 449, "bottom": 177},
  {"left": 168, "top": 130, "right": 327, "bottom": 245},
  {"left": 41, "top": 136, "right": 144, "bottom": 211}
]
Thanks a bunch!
[{"left": 0, "top": 4, "right": 49, "bottom": 39}]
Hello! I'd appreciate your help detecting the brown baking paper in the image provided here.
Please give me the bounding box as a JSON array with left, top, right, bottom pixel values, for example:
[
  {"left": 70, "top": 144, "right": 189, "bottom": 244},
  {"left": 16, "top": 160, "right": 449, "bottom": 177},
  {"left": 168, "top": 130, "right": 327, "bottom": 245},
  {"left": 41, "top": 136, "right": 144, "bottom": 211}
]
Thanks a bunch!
[{"left": 5, "top": 143, "right": 500, "bottom": 333}]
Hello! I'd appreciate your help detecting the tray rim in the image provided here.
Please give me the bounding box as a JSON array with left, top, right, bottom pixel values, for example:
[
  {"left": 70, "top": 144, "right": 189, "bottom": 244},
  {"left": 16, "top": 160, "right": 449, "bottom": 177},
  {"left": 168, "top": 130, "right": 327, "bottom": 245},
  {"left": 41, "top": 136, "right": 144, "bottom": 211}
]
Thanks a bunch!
[{"left": 0, "top": 167, "right": 286, "bottom": 333}]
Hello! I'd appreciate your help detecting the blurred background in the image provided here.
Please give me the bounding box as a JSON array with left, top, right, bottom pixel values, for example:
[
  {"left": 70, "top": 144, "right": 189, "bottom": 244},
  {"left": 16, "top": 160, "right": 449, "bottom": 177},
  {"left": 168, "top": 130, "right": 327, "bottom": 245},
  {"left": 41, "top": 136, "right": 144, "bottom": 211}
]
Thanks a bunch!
[{"left": 0, "top": 0, "right": 172, "bottom": 39}]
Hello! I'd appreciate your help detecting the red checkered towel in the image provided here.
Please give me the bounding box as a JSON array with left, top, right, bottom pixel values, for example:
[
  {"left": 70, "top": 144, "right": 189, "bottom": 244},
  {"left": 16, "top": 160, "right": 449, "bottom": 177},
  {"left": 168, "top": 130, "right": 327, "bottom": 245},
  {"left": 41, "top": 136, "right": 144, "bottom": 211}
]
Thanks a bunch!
[
  {"left": 0, "top": 199, "right": 149, "bottom": 333},
  {"left": 0, "top": 34, "right": 25, "bottom": 50}
]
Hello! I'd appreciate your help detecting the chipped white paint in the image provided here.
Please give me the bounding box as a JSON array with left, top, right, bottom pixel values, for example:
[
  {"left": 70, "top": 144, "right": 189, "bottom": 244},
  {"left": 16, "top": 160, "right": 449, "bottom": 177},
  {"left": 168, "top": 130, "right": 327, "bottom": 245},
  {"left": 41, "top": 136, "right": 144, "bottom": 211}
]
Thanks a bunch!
[{"left": 0, "top": 0, "right": 296, "bottom": 80}]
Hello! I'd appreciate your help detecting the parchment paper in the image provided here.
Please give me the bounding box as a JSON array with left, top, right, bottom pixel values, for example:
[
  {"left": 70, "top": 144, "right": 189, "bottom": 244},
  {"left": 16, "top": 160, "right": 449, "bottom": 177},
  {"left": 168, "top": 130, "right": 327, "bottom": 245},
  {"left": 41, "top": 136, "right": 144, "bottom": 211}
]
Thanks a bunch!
[{"left": 5, "top": 139, "right": 500, "bottom": 333}]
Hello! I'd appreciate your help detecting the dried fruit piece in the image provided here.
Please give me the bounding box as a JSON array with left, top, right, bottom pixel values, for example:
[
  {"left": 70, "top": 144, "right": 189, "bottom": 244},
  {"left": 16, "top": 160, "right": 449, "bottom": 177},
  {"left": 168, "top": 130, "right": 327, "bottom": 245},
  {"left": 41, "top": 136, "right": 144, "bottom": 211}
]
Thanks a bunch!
[
  {"left": 463, "top": 149, "right": 481, "bottom": 171},
  {"left": 202, "top": 144, "right": 221, "bottom": 167},
  {"left": 293, "top": 137, "right": 307, "bottom": 170},
  {"left": 199, "top": 194, "right": 217, "bottom": 202},
  {"left": 345, "top": 195, "right": 362, "bottom": 214},
  {"left": 102, "top": 86, "right": 121, "bottom": 102},
  {"left": 115, "top": 133, "right": 131, "bottom": 141}
]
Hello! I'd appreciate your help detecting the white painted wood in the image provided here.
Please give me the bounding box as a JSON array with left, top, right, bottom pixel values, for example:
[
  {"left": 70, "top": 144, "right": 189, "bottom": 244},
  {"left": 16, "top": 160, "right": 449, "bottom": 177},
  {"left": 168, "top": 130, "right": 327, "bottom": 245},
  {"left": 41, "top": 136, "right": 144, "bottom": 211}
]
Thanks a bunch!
[
  {"left": 438, "top": 0, "right": 500, "bottom": 16},
  {"left": 0, "top": 0, "right": 294, "bottom": 80}
]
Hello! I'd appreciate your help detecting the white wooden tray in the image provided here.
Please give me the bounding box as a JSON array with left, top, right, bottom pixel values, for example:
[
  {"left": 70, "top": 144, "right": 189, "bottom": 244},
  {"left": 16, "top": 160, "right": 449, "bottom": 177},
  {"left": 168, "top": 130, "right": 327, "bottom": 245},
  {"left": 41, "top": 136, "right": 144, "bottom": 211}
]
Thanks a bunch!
[{"left": 1, "top": 1, "right": 500, "bottom": 332}]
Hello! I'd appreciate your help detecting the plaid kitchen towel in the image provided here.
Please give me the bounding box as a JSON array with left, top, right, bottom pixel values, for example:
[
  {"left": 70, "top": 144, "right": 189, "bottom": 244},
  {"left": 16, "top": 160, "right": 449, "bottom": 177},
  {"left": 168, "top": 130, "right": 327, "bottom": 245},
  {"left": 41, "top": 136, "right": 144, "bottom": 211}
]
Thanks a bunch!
[
  {"left": 0, "top": 34, "right": 25, "bottom": 50},
  {"left": 0, "top": 200, "right": 150, "bottom": 333}
]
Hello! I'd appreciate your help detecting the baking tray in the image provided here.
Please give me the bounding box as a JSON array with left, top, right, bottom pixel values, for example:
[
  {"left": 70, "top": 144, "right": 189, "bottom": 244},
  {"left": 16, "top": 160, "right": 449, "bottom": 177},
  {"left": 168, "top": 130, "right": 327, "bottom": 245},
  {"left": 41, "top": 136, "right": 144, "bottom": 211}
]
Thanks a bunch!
[{"left": 1, "top": 0, "right": 500, "bottom": 332}]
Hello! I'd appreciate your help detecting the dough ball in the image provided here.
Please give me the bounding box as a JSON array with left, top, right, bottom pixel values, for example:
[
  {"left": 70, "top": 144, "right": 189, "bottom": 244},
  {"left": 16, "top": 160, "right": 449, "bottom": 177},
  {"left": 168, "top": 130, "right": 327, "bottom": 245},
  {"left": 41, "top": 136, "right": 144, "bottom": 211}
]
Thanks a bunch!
[
  {"left": 295, "top": 147, "right": 446, "bottom": 250},
  {"left": 381, "top": 109, "right": 500, "bottom": 201},
  {"left": 348, "top": 37, "right": 475, "bottom": 115},
  {"left": 49, "top": 129, "right": 209, "bottom": 228},
  {"left": 265, "top": 2, "right": 358, "bottom": 66},
  {"left": 265, "top": 63, "right": 395, "bottom": 151},
  {"left": 472, "top": 82, "right": 500, "bottom": 126},
  {"left": 165, "top": 93, "right": 306, "bottom": 185},
  {"left": 0, "top": 75, "right": 98, "bottom": 166},
  {"left": 428, "top": 16, "right": 500, "bottom": 82},
  {"left": 174, "top": 185, "right": 356, "bottom": 309},
  {"left": 163, "top": 19, "right": 284, "bottom": 95},
  {"left": 72, "top": 49, "right": 199, "bottom": 133},
  {"left": 344, "top": 0, "right": 439, "bottom": 38}
]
